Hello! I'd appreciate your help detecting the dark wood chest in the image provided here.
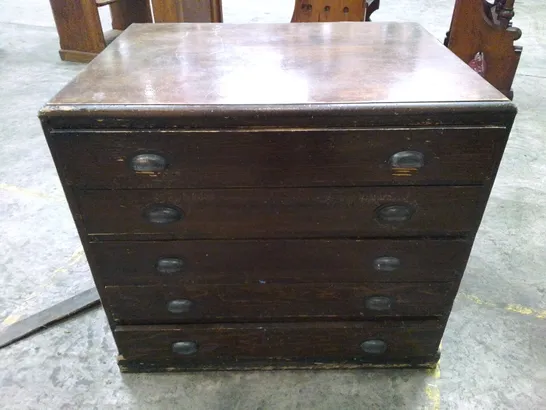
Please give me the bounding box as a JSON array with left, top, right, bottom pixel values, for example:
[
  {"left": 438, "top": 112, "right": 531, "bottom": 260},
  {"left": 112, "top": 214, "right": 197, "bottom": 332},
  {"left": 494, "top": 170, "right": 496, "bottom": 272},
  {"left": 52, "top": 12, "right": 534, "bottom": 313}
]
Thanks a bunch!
[{"left": 40, "top": 22, "right": 516, "bottom": 371}]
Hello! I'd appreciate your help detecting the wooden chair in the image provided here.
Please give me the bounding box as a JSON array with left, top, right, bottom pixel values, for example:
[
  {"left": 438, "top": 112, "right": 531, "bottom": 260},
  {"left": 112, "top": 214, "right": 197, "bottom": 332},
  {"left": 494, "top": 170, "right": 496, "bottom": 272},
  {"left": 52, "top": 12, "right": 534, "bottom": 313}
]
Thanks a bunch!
[
  {"left": 49, "top": 0, "right": 223, "bottom": 63},
  {"left": 291, "top": 0, "right": 379, "bottom": 22},
  {"left": 291, "top": 0, "right": 367, "bottom": 22},
  {"left": 49, "top": 0, "right": 151, "bottom": 62},
  {"left": 152, "top": 0, "right": 222, "bottom": 23},
  {"left": 445, "top": 0, "right": 522, "bottom": 99}
]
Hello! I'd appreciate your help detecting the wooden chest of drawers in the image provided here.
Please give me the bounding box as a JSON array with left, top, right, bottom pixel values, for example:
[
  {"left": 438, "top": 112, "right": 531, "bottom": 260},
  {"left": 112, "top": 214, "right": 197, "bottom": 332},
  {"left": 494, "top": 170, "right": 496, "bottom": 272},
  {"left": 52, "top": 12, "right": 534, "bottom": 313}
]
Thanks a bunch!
[{"left": 40, "top": 22, "right": 516, "bottom": 372}]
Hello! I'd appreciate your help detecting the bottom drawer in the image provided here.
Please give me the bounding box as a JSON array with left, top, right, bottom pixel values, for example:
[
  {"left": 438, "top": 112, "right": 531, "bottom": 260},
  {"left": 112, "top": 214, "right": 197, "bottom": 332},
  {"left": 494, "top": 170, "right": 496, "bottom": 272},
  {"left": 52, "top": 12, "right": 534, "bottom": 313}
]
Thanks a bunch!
[{"left": 115, "top": 320, "right": 443, "bottom": 372}]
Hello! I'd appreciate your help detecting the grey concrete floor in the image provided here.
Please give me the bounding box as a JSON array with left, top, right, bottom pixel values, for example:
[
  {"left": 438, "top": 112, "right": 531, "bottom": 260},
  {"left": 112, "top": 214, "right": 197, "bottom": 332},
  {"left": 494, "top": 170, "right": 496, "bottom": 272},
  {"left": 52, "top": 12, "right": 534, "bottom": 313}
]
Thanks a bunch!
[{"left": 0, "top": 0, "right": 545, "bottom": 408}]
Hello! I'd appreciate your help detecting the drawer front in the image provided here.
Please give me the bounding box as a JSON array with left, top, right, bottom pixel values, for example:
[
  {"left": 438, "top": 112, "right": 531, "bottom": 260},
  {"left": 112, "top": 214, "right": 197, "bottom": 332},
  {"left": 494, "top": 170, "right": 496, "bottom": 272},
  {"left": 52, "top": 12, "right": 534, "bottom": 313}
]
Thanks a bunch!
[
  {"left": 91, "top": 239, "right": 470, "bottom": 285},
  {"left": 51, "top": 127, "right": 505, "bottom": 188},
  {"left": 104, "top": 283, "right": 454, "bottom": 324},
  {"left": 79, "top": 186, "right": 483, "bottom": 240},
  {"left": 115, "top": 320, "right": 444, "bottom": 363}
]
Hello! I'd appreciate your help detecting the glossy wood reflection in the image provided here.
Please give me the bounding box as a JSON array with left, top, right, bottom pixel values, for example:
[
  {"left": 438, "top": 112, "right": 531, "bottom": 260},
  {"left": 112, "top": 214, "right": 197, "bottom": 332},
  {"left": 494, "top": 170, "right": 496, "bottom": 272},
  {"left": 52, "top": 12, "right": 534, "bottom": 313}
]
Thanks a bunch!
[{"left": 49, "top": 23, "right": 506, "bottom": 107}]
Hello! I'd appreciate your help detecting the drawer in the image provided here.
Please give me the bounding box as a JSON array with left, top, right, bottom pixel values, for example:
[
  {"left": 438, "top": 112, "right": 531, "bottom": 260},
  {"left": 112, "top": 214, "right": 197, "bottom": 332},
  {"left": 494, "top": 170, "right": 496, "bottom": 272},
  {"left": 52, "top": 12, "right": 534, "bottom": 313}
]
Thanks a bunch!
[
  {"left": 79, "top": 186, "right": 483, "bottom": 240},
  {"left": 104, "top": 283, "right": 454, "bottom": 324},
  {"left": 50, "top": 127, "right": 505, "bottom": 188},
  {"left": 115, "top": 320, "right": 444, "bottom": 369},
  {"left": 91, "top": 239, "right": 470, "bottom": 285}
]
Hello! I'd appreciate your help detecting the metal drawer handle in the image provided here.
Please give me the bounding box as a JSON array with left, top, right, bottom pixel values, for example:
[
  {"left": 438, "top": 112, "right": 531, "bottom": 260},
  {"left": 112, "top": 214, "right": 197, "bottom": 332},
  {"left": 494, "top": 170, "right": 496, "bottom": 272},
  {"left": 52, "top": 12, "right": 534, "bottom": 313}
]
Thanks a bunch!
[
  {"left": 360, "top": 339, "right": 387, "bottom": 355},
  {"left": 172, "top": 341, "right": 198, "bottom": 355},
  {"left": 143, "top": 204, "right": 183, "bottom": 224},
  {"left": 365, "top": 296, "right": 392, "bottom": 311},
  {"left": 131, "top": 153, "right": 167, "bottom": 172},
  {"left": 156, "top": 257, "right": 185, "bottom": 274},
  {"left": 390, "top": 151, "right": 424, "bottom": 168},
  {"left": 167, "top": 299, "right": 193, "bottom": 314},
  {"left": 376, "top": 204, "right": 414, "bottom": 223},
  {"left": 373, "top": 256, "right": 401, "bottom": 272}
]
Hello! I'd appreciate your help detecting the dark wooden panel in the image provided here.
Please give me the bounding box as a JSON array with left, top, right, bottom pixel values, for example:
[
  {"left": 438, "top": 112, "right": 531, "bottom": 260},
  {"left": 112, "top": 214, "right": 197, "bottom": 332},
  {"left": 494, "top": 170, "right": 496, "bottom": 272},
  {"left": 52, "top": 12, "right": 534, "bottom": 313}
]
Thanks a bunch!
[
  {"left": 78, "top": 186, "right": 483, "bottom": 240},
  {"left": 119, "top": 354, "right": 440, "bottom": 372},
  {"left": 90, "top": 239, "right": 470, "bottom": 285},
  {"left": 51, "top": 127, "right": 505, "bottom": 188},
  {"left": 110, "top": 0, "right": 152, "bottom": 31},
  {"left": 115, "top": 320, "right": 444, "bottom": 365},
  {"left": 104, "top": 282, "right": 454, "bottom": 324},
  {"left": 179, "top": 0, "right": 222, "bottom": 22}
]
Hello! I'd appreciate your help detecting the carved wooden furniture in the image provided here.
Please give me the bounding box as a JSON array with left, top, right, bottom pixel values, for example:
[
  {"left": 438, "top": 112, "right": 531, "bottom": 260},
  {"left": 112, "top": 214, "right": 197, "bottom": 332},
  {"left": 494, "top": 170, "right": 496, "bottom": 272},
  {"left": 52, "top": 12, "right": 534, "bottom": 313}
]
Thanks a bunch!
[
  {"left": 445, "top": 0, "right": 522, "bottom": 99},
  {"left": 49, "top": 0, "right": 152, "bottom": 63},
  {"left": 40, "top": 22, "right": 516, "bottom": 372},
  {"left": 291, "top": 0, "right": 379, "bottom": 22},
  {"left": 48, "top": 0, "right": 223, "bottom": 63},
  {"left": 152, "top": 0, "right": 222, "bottom": 23},
  {"left": 292, "top": 0, "right": 366, "bottom": 22}
]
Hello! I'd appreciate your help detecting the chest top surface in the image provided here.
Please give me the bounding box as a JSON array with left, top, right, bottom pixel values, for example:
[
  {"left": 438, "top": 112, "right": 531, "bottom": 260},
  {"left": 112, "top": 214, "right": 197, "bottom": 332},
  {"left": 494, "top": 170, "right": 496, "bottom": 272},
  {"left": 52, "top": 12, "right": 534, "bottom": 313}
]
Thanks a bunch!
[{"left": 47, "top": 22, "right": 508, "bottom": 110}]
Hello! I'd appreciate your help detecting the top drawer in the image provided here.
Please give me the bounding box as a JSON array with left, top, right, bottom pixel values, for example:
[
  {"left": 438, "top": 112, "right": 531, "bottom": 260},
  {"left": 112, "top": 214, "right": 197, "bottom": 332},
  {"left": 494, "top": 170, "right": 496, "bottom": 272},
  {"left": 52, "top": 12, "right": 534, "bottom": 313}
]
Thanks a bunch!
[{"left": 48, "top": 127, "right": 506, "bottom": 189}]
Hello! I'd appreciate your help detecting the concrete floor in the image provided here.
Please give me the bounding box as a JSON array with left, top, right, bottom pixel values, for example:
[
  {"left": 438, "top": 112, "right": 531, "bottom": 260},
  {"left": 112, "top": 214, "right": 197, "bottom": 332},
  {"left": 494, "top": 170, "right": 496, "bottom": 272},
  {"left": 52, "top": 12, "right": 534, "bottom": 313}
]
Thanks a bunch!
[{"left": 0, "top": 0, "right": 545, "bottom": 408}]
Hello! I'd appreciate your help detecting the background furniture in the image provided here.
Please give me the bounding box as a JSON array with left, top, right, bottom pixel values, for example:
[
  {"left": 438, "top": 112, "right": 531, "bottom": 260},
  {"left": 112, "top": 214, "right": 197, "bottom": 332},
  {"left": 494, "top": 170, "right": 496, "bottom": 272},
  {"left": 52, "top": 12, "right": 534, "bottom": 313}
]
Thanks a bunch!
[
  {"left": 445, "top": 0, "right": 522, "bottom": 99},
  {"left": 291, "top": 0, "right": 366, "bottom": 22},
  {"left": 291, "top": 0, "right": 379, "bottom": 22},
  {"left": 48, "top": 0, "right": 222, "bottom": 62},
  {"left": 49, "top": 0, "right": 522, "bottom": 98},
  {"left": 49, "top": 0, "right": 152, "bottom": 62},
  {"left": 40, "top": 22, "right": 516, "bottom": 372},
  {"left": 152, "top": 0, "right": 222, "bottom": 23}
]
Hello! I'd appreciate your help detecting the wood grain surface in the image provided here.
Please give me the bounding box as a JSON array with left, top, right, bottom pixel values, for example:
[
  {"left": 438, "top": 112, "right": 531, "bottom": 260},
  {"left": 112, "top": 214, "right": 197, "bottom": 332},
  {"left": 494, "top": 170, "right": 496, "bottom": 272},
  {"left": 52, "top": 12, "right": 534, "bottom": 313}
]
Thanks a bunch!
[
  {"left": 115, "top": 320, "right": 443, "bottom": 363},
  {"left": 46, "top": 23, "right": 506, "bottom": 107},
  {"left": 50, "top": 127, "right": 505, "bottom": 189},
  {"left": 91, "top": 239, "right": 470, "bottom": 285},
  {"left": 104, "top": 282, "right": 454, "bottom": 324},
  {"left": 78, "top": 186, "right": 483, "bottom": 240}
]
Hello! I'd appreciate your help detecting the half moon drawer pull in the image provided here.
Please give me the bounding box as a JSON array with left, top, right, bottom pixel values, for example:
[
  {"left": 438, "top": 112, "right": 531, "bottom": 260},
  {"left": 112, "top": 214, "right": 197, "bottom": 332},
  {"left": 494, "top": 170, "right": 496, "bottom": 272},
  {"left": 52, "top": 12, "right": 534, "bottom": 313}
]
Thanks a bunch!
[
  {"left": 143, "top": 204, "right": 183, "bottom": 224},
  {"left": 167, "top": 299, "right": 194, "bottom": 313},
  {"left": 131, "top": 153, "right": 167, "bottom": 172},
  {"left": 390, "top": 151, "right": 424, "bottom": 168},
  {"left": 365, "top": 296, "right": 393, "bottom": 311},
  {"left": 360, "top": 339, "right": 387, "bottom": 355},
  {"left": 156, "top": 257, "right": 185, "bottom": 274},
  {"left": 373, "top": 256, "right": 401, "bottom": 272},
  {"left": 376, "top": 204, "right": 414, "bottom": 223},
  {"left": 172, "top": 341, "right": 198, "bottom": 355}
]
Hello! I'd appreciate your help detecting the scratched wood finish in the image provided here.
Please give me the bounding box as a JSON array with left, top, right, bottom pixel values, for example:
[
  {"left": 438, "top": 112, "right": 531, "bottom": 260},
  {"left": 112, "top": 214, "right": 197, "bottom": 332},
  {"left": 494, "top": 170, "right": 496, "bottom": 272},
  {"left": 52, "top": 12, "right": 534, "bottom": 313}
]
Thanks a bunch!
[
  {"left": 91, "top": 239, "right": 470, "bottom": 285},
  {"left": 104, "top": 283, "right": 454, "bottom": 324},
  {"left": 115, "top": 321, "right": 443, "bottom": 363},
  {"left": 50, "top": 127, "right": 505, "bottom": 189},
  {"left": 78, "top": 186, "right": 483, "bottom": 240},
  {"left": 42, "top": 103, "right": 516, "bottom": 131},
  {"left": 39, "top": 23, "right": 517, "bottom": 371},
  {"left": 47, "top": 23, "right": 507, "bottom": 107}
]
